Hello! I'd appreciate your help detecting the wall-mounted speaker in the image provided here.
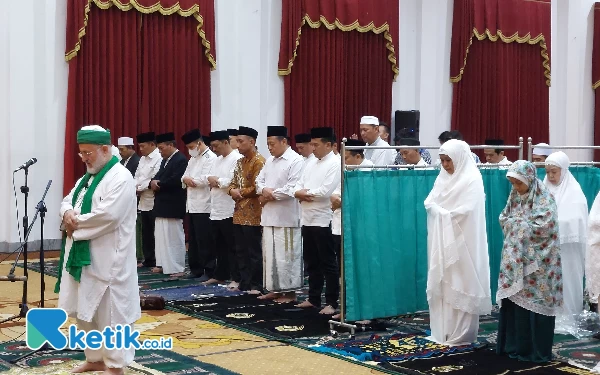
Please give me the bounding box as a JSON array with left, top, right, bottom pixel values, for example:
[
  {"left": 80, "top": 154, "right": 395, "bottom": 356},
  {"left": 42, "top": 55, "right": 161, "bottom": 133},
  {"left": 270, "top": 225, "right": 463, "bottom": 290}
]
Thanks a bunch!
[{"left": 394, "top": 110, "right": 420, "bottom": 142}]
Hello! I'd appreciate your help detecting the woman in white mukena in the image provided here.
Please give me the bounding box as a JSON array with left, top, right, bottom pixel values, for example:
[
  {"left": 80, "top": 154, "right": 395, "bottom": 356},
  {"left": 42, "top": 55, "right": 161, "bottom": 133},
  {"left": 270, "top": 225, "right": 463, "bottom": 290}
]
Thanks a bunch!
[
  {"left": 543, "top": 152, "right": 588, "bottom": 332},
  {"left": 424, "top": 139, "right": 492, "bottom": 345}
]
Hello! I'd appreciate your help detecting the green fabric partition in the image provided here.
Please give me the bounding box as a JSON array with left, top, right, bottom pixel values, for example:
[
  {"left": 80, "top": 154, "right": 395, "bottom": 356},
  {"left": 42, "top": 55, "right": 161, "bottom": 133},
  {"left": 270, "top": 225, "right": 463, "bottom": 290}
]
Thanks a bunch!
[{"left": 342, "top": 167, "right": 600, "bottom": 321}]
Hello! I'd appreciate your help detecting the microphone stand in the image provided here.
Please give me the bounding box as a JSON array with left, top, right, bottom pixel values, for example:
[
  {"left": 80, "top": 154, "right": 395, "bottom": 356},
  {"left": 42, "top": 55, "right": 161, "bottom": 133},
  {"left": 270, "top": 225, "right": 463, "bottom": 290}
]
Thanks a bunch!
[{"left": 0, "top": 179, "right": 52, "bottom": 325}]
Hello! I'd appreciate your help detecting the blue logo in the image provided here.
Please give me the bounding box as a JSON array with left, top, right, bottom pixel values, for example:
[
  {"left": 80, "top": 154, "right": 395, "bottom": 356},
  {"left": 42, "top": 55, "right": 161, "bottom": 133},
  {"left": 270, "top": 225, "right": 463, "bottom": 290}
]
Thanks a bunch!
[{"left": 26, "top": 308, "right": 172, "bottom": 350}]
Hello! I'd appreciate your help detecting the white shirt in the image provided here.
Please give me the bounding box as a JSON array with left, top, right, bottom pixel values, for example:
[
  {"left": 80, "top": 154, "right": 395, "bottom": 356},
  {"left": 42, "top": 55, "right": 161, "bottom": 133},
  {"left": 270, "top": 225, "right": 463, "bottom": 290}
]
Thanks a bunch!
[
  {"left": 293, "top": 151, "right": 341, "bottom": 227},
  {"left": 303, "top": 154, "right": 316, "bottom": 168},
  {"left": 484, "top": 156, "right": 511, "bottom": 170},
  {"left": 398, "top": 158, "right": 429, "bottom": 169},
  {"left": 134, "top": 148, "right": 161, "bottom": 211},
  {"left": 256, "top": 147, "right": 304, "bottom": 228},
  {"left": 332, "top": 159, "right": 373, "bottom": 235},
  {"left": 182, "top": 148, "right": 217, "bottom": 214},
  {"left": 364, "top": 137, "right": 396, "bottom": 167},
  {"left": 209, "top": 150, "right": 243, "bottom": 220},
  {"left": 59, "top": 163, "right": 141, "bottom": 324}
]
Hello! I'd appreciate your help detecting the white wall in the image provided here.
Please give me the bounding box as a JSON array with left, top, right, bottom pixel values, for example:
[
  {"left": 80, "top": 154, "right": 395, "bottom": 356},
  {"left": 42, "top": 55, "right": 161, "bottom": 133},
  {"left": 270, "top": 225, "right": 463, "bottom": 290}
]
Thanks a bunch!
[
  {"left": 211, "top": 0, "right": 284, "bottom": 157},
  {"left": 0, "top": 0, "right": 68, "bottom": 252},
  {"left": 393, "top": 0, "right": 454, "bottom": 148},
  {"left": 550, "top": 0, "right": 596, "bottom": 161}
]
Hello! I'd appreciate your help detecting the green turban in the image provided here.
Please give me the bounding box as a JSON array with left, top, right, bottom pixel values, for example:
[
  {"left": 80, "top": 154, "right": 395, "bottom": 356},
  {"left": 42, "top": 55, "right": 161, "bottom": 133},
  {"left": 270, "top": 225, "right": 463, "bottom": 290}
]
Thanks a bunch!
[{"left": 77, "top": 125, "right": 111, "bottom": 145}]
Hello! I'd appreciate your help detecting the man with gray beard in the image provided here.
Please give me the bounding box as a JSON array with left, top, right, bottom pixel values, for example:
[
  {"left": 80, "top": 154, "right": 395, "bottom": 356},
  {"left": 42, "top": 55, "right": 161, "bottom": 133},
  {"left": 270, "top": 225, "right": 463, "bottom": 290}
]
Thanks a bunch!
[{"left": 58, "top": 125, "right": 140, "bottom": 375}]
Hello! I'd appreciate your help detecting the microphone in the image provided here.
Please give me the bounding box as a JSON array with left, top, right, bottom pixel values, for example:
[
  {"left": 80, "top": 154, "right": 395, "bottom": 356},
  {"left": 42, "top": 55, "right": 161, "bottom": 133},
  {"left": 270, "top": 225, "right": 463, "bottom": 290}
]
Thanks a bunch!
[{"left": 14, "top": 158, "right": 37, "bottom": 172}]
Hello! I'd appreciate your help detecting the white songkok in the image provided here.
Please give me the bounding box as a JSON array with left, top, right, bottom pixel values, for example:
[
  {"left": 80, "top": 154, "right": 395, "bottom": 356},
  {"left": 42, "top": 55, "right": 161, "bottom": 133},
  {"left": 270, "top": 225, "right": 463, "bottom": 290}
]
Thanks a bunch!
[
  {"left": 118, "top": 137, "right": 134, "bottom": 146},
  {"left": 532, "top": 143, "right": 552, "bottom": 157},
  {"left": 360, "top": 116, "right": 379, "bottom": 126}
]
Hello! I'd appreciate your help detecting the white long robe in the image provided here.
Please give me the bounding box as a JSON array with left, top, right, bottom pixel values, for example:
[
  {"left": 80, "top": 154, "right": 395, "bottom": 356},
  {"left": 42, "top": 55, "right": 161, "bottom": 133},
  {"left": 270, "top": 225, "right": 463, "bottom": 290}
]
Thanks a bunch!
[
  {"left": 588, "top": 192, "right": 600, "bottom": 304},
  {"left": 544, "top": 152, "right": 588, "bottom": 332},
  {"left": 424, "top": 140, "right": 492, "bottom": 346},
  {"left": 59, "top": 163, "right": 141, "bottom": 325}
]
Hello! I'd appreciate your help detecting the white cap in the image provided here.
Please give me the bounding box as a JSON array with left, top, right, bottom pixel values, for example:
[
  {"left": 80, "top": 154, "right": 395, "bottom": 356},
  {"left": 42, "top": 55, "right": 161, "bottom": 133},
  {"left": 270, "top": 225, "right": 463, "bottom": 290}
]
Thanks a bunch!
[
  {"left": 532, "top": 143, "right": 552, "bottom": 156},
  {"left": 118, "top": 136, "right": 134, "bottom": 146},
  {"left": 360, "top": 116, "right": 379, "bottom": 125}
]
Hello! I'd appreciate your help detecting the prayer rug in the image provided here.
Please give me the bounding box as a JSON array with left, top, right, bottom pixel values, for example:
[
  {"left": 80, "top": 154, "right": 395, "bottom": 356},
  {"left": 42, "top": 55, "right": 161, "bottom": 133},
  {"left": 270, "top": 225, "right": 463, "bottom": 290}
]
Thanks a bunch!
[
  {"left": 381, "top": 348, "right": 596, "bottom": 375},
  {"left": 310, "top": 334, "right": 482, "bottom": 362},
  {"left": 0, "top": 341, "right": 239, "bottom": 374},
  {"left": 144, "top": 284, "right": 243, "bottom": 301},
  {"left": 553, "top": 336, "right": 600, "bottom": 369}
]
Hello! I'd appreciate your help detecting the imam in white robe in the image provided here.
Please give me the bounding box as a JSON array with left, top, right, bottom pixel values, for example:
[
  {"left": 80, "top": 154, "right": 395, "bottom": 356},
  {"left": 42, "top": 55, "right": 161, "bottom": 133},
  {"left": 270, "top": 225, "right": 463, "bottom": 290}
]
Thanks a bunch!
[
  {"left": 424, "top": 139, "right": 492, "bottom": 346},
  {"left": 544, "top": 152, "right": 588, "bottom": 332},
  {"left": 59, "top": 163, "right": 141, "bottom": 325}
]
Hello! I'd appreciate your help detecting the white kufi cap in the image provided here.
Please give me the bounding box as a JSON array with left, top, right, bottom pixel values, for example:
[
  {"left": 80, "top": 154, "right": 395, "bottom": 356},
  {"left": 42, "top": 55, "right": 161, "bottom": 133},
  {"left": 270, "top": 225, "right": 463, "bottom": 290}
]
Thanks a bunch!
[
  {"left": 360, "top": 116, "right": 379, "bottom": 125},
  {"left": 118, "top": 137, "right": 134, "bottom": 146},
  {"left": 532, "top": 143, "right": 552, "bottom": 156}
]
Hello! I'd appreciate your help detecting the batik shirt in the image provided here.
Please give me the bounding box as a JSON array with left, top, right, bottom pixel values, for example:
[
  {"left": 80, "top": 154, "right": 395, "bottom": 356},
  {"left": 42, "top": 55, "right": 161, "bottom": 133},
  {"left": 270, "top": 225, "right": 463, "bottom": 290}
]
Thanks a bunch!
[
  {"left": 228, "top": 150, "right": 266, "bottom": 226},
  {"left": 497, "top": 161, "right": 563, "bottom": 316}
]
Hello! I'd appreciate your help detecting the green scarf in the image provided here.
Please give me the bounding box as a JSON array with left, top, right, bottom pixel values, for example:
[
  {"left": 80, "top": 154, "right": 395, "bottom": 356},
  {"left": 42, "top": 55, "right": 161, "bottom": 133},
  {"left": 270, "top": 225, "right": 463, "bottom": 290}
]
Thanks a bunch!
[{"left": 55, "top": 156, "right": 119, "bottom": 293}]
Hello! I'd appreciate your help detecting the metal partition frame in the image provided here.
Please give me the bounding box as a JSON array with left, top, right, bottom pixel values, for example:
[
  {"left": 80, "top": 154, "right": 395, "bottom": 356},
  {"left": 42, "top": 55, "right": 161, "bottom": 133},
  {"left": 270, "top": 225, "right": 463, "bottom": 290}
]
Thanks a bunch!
[
  {"left": 527, "top": 137, "right": 600, "bottom": 161},
  {"left": 330, "top": 137, "right": 524, "bottom": 335}
]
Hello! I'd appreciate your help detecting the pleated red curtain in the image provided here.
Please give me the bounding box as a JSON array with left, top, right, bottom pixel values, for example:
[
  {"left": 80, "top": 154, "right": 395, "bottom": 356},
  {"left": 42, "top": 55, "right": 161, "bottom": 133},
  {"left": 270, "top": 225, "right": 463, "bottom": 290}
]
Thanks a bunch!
[
  {"left": 279, "top": 0, "right": 398, "bottom": 143},
  {"left": 63, "top": 0, "right": 215, "bottom": 194},
  {"left": 450, "top": 0, "right": 551, "bottom": 161}
]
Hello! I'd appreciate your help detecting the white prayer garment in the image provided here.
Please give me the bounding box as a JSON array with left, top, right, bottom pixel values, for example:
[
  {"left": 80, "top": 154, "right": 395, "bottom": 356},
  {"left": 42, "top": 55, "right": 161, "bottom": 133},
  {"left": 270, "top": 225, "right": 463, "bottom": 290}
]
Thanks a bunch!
[
  {"left": 424, "top": 139, "right": 492, "bottom": 346},
  {"left": 135, "top": 147, "right": 162, "bottom": 211},
  {"left": 332, "top": 159, "right": 373, "bottom": 236},
  {"left": 257, "top": 146, "right": 304, "bottom": 292},
  {"left": 209, "top": 150, "right": 243, "bottom": 220},
  {"left": 111, "top": 145, "right": 122, "bottom": 161},
  {"left": 364, "top": 137, "right": 396, "bottom": 167},
  {"left": 544, "top": 152, "right": 588, "bottom": 329},
  {"left": 154, "top": 218, "right": 186, "bottom": 274},
  {"left": 588, "top": 192, "right": 600, "bottom": 304},
  {"left": 293, "top": 151, "right": 341, "bottom": 227},
  {"left": 182, "top": 148, "right": 217, "bottom": 214},
  {"left": 59, "top": 163, "right": 140, "bottom": 368},
  {"left": 59, "top": 164, "right": 141, "bottom": 325}
]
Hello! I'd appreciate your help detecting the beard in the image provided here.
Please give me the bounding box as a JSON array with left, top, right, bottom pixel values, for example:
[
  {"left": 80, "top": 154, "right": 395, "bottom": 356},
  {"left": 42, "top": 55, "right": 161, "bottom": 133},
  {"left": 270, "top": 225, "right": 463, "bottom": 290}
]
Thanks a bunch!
[{"left": 86, "top": 154, "right": 110, "bottom": 174}]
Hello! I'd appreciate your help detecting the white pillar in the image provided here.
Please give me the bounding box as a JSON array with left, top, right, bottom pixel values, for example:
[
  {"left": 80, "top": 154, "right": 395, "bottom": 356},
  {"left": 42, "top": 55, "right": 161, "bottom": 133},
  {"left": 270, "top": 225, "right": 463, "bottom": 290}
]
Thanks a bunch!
[
  {"left": 0, "top": 0, "right": 68, "bottom": 251},
  {"left": 393, "top": 0, "right": 453, "bottom": 148},
  {"left": 211, "top": 0, "right": 284, "bottom": 157},
  {"left": 550, "top": 0, "right": 596, "bottom": 161}
]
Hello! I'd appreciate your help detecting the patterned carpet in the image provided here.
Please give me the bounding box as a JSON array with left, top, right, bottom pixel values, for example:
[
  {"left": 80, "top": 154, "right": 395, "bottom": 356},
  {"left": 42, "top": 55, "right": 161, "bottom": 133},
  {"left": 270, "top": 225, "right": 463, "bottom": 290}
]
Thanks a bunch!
[
  {"left": 0, "top": 341, "right": 239, "bottom": 374},
  {"left": 13, "top": 260, "right": 600, "bottom": 374}
]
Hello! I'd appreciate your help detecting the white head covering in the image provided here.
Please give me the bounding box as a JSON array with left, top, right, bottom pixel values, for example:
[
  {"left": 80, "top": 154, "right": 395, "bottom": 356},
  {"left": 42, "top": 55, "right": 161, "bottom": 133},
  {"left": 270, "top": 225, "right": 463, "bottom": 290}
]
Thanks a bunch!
[
  {"left": 543, "top": 151, "right": 588, "bottom": 244},
  {"left": 360, "top": 116, "right": 379, "bottom": 126},
  {"left": 424, "top": 139, "right": 492, "bottom": 316},
  {"left": 506, "top": 171, "right": 530, "bottom": 187},
  {"left": 532, "top": 143, "right": 552, "bottom": 157},
  {"left": 118, "top": 137, "right": 134, "bottom": 146},
  {"left": 111, "top": 145, "right": 122, "bottom": 161}
]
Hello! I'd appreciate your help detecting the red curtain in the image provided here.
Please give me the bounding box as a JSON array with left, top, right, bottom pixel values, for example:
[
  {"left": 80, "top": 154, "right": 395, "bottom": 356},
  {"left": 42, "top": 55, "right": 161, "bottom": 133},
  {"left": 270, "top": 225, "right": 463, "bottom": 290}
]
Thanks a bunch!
[
  {"left": 279, "top": 0, "right": 398, "bottom": 142},
  {"left": 63, "top": 0, "right": 215, "bottom": 195},
  {"left": 450, "top": 0, "right": 550, "bottom": 161},
  {"left": 593, "top": 3, "right": 600, "bottom": 161}
]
